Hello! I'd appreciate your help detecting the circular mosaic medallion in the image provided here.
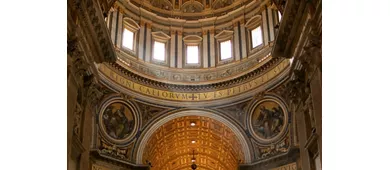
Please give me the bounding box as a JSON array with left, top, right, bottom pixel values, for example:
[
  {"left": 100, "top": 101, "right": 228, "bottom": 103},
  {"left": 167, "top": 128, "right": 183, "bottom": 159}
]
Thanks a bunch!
[
  {"left": 98, "top": 99, "right": 139, "bottom": 145},
  {"left": 248, "top": 96, "right": 288, "bottom": 144}
]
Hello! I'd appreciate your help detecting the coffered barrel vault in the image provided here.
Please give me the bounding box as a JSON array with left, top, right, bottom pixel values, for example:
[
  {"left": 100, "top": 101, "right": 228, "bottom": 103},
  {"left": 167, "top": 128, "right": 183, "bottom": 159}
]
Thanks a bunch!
[{"left": 142, "top": 116, "right": 245, "bottom": 170}]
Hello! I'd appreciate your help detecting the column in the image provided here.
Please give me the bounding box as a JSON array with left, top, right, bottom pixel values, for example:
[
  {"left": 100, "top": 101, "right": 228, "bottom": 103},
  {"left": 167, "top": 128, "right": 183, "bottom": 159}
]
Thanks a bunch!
[
  {"left": 110, "top": 8, "right": 118, "bottom": 45},
  {"left": 310, "top": 68, "right": 322, "bottom": 162},
  {"left": 67, "top": 76, "right": 78, "bottom": 170},
  {"left": 177, "top": 31, "right": 183, "bottom": 68},
  {"left": 202, "top": 30, "right": 209, "bottom": 68},
  {"left": 138, "top": 20, "right": 145, "bottom": 60},
  {"left": 296, "top": 107, "right": 311, "bottom": 170},
  {"left": 261, "top": 8, "right": 269, "bottom": 46},
  {"left": 209, "top": 29, "right": 216, "bottom": 67},
  {"left": 239, "top": 20, "right": 247, "bottom": 59},
  {"left": 145, "top": 22, "right": 152, "bottom": 62},
  {"left": 267, "top": 7, "right": 276, "bottom": 42},
  {"left": 115, "top": 8, "right": 124, "bottom": 47},
  {"left": 78, "top": 106, "right": 93, "bottom": 170},
  {"left": 233, "top": 22, "right": 240, "bottom": 61},
  {"left": 170, "top": 30, "right": 176, "bottom": 68}
]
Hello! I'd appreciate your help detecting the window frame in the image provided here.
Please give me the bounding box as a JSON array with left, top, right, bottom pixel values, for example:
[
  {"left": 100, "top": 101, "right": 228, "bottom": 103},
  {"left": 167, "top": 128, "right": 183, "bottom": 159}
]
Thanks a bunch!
[
  {"left": 121, "top": 17, "right": 140, "bottom": 56},
  {"left": 151, "top": 31, "right": 171, "bottom": 66},
  {"left": 152, "top": 40, "right": 167, "bottom": 62},
  {"left": 122, "top": 28, "right": 135, "bottom": 51},
  {"left": 250, "top": 26, "right": 264, "bottom": 49},
  {"left": 214, "top": 30, "right": 235, "bottom": 65},
  {"left": 220, "top": 39, "right": 233, "bottom": 60},
  {"left": 183, "top": 35, "right": 203, "bottom": 68},
  {"left": 245, "top": 15, "right": 265, "bottom": 56},
  {"left": 185, "top": 44, "right": 200, "bottom": 64}
]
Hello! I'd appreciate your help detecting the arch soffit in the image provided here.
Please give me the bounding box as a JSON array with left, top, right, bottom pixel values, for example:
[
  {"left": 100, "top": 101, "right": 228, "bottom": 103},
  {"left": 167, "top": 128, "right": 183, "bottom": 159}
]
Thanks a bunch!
[{"left": 135, "top": 109, "right": 253, "bottom": 164}]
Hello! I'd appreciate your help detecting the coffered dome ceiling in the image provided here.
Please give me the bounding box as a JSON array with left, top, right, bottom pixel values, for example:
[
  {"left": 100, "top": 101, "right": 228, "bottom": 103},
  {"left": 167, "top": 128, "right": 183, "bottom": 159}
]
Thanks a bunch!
[
  {"left": 129, "top": 0, "right": 252, "bottom": 20},
  {"left": 142, "top": 116, "right": 244, "bottom": 170}
]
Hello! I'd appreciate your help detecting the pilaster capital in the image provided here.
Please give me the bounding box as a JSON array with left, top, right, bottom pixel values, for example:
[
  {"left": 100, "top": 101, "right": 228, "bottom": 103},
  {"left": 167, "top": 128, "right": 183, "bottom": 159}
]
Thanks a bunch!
[
  {"left": 233, "top": 22, "right": 238, "bottom": 27},
  {"left": 202, "top": 30, "right": 208, "bottom": 35},
  {"left": 239, "top": 19, "right": 245, "bottom": 25},
  {"left": 260, "top": 5, "right": 266, "bottom": 12},
  {"left": 146, "top": 22, "right": 152, "bottom": 29},
  {"left": 119, "top": 7, "right": 125, "bottom": 14}
]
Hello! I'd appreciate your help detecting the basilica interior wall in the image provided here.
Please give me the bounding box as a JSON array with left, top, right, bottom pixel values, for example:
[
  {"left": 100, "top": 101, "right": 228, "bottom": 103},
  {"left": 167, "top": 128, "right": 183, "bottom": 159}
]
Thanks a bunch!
[{"left": 67, "top": 0, "right": 322, "bottom": 170}]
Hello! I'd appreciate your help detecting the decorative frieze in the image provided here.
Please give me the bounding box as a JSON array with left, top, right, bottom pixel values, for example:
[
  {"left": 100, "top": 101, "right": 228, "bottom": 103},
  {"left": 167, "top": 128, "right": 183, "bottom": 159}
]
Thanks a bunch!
[{"left": 255, "top": 135, "right": 290, "bottom": 161}]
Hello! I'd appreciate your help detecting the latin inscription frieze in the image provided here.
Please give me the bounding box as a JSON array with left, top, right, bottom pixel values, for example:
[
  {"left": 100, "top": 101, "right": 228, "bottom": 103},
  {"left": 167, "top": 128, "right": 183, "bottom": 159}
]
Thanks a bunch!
[{"left": 99, "top": 60, "right": 289, "bottom": 102}]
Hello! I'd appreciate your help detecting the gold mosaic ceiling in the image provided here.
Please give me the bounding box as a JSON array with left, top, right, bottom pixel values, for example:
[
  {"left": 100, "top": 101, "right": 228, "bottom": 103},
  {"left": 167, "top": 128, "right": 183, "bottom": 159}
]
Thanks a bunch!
[{"left": 142, "top": 116, "right": 244, "bottom": 170}]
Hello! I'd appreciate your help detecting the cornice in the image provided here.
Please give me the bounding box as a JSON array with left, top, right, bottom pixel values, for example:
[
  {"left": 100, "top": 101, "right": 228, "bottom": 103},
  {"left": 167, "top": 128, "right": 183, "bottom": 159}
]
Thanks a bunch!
[
  {"left": 97, "top": 58, "right": 290, "bottom": 107},
  {"left": 104, "top": 56, "right": 284, "bottom": 92},
  {"left": 116, "top": 46, "right": 273, "bottom": 85}
]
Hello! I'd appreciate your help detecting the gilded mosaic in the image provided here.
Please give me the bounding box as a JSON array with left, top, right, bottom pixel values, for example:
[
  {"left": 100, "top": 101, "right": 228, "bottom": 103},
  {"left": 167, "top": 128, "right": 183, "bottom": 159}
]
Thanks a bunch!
[
  {"left": 102, "top": 103, "right": 135, "bottom": 140},
  {"left": 98, "top": 100, "right": 138, "bottom": 144},
  {"left": 252, "top": 101, "right": 284, "bottom": 139},
  {"left": 249, "top": 97, "right": 288, "bottom": 143}
]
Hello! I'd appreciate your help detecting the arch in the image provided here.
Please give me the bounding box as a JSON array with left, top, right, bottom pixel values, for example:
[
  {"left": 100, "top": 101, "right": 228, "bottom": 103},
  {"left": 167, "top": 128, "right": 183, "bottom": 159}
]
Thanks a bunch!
[{"left": 135, "top": 109, "right": 253, "bottom": 164}]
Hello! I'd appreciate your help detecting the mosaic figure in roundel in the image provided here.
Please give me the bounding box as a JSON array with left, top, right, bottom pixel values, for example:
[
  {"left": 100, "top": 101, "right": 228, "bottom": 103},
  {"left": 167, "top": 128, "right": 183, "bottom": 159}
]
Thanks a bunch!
[
  {"left": 102, "top": 103, "right": 135, "bottom": 140},
  {"left": 252, "top": 101, "right": 285, "bottom": 139}
]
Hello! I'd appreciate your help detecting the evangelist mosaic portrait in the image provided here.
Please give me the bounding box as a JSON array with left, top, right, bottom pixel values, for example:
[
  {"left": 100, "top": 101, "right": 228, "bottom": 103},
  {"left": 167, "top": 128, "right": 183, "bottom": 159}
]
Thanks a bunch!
[
  {"left": 102, "top": 102, "right": 135, "bottom": 140},
  {"left": 251, "top": 101, "right": 286, "bottom": 140}
]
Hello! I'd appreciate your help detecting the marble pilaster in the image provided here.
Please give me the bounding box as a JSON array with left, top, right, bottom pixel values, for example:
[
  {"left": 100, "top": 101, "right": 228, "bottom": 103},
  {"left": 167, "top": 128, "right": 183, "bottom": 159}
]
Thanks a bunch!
[
  {"left": 145, "top": 23, "right": 152, "bottom": 62},
  {"left": 261, "top": 9, "right": 269, "bottom": 46},
  {"left": 267, "top": 8, "right": 275, "bottom": 42},
  {"left": 170, "top": 30, "right": 176, "bottom": 68},
  {"left": 202, "top": 30, "right": 209, "bottom": 67},
  {"left": 209, "top": 29, "right": 216, "bottom": 67},
  {"left": 115, "top": 9, "right": 124, "bottom": 47},
  {"left": 239, "top": 20, "right": 247, "bottom": 59},
  {"left": 177, "top": 31, "right": 183, "bottom": 68},
  {"left": 110, "top": 9, "right": 118, "bottom": 45},
  {"left": 233, "top": 22, "right": 240, "bottom": 61},
  {"left": 138, "top": 20, "right": 145, "bottom": 60}
]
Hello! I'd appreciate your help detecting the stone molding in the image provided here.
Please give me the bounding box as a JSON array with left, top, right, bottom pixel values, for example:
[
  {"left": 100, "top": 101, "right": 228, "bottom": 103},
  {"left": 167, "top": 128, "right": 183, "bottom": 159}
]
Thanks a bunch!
[{"left": 116, "top": 46, "right": 273, "bottom": 85}]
